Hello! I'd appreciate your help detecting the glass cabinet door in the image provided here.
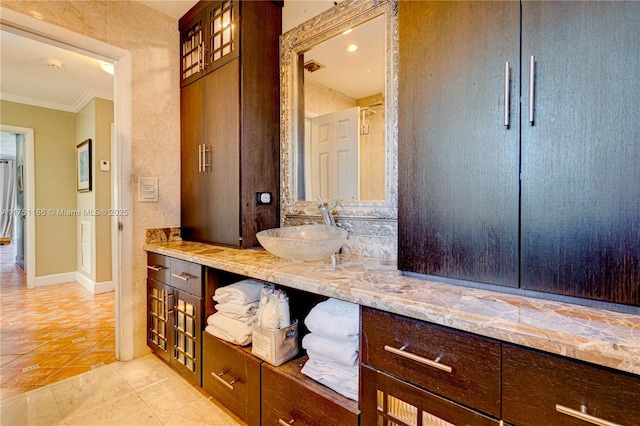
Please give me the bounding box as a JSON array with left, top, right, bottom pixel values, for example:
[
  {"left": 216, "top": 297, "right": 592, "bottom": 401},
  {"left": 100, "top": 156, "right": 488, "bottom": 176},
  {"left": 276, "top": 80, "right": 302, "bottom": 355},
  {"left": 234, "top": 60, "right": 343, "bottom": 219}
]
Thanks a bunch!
[
  {"left": 147, "top": 278, "right": 170, "bottom": 362},
  {"left": 170, "top": 289, "right": 203, "bottom": 386}
]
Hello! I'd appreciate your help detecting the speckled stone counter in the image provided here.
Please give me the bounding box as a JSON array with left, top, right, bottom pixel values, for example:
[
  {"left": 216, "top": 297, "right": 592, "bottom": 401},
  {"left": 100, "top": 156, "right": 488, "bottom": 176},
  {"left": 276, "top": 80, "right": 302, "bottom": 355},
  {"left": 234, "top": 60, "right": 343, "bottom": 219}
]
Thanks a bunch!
[{"left": 144, "top": 240, "right": 640, "bottom": 376}]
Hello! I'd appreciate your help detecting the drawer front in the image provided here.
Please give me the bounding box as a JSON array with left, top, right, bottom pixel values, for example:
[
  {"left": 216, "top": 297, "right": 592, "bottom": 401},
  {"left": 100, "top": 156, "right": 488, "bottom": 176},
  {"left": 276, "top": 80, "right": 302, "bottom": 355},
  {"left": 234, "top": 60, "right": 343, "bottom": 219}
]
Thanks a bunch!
[
  {"left": 262, "top": 359, "right": 359, "bottom": 426},
  {"left": 503, "top": 344, "right": 640, "bottom": 426},
  {"left": 147, "top": 252, "right": 170, "bottom": 283},
  {"left": 361, "top": 307, "right": 501, "bottom": 417},
  {"left": 361, "top": 365, "right": 500, "bottom": 426},
  {"left": 170, "top": 257, "right": 203, "bottom": 297},
  {"left": 203, "top": 332, "right": 261, "bottom": 426}
]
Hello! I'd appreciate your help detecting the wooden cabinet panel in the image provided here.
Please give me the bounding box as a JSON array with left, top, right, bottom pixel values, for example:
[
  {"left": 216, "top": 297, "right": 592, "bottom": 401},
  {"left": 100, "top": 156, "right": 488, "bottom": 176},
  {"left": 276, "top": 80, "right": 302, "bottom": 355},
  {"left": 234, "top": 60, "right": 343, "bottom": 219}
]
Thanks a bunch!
[
  {"left": 519, "top": 1, "right": 640, "bottom": 305},
  {"left": 502, "top": 344, "right": 640, "bottom": 426},
  {"left": 180, "top": 0, "right": 281, "bottom": 249},
  {"left": 262, "top": 357, "right": 359, "bottom": 426},
  {"left": 361, "top": 365, "right": 500, "bottom": 426},
  {"left": 203, "top": 59, "right": 240, "bottom": 246},
  {"left": 398, "top": 0, "right": 521, "bottom": 288},
  {"left": 202, "top": 332, "right": 261, "bottom": 426},
  {"left": 170, "top": 258, "right": 204, "bottom": 297},
  {"left": 361, "top": 307, "right": 501, "bottom": 418},
  {"left": 147, "top": 252, "right": 170, "bottom": 284}
]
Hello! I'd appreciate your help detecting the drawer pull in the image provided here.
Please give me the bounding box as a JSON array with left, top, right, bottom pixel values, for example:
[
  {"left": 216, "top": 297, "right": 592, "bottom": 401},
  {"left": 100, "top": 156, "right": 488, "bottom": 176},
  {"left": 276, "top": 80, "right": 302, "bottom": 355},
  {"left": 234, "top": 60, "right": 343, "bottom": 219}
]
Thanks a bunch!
[
  {"left": 211, "top": 371, "right": 236, "bottom": 391},
  {"left": 555, "top": 404, "right": 622, "bottom": 426},
  {"left": 278, "top": 419, "right": 295, "bottom": 426},
  {"left": 171, "top": 272, "right": 196, "bottom": 281},
  {"left": 147, "top": 265, "right": 167, "bottom": 272},
  {"left": 384, "top": 345, "right": 453, "bottom": 373}
]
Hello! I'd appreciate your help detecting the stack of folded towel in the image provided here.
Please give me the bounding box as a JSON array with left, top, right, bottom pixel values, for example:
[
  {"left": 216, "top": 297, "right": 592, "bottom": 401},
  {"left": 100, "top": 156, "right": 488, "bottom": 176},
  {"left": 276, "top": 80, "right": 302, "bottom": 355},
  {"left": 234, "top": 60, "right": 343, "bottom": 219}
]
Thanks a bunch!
[
  {"left": 301, "top": 298, "right": 360, "bottom": 401},
  {"left": 205, "top": 279, "right": 265, "bottom": 346}
]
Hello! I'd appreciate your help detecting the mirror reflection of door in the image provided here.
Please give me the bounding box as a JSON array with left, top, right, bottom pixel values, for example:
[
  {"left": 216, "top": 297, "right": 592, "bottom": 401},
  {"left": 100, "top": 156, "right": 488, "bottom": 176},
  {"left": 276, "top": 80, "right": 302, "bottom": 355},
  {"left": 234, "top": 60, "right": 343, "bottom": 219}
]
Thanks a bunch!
[{"left": 308, "top": 106, "right": 360, "bottom": 201}]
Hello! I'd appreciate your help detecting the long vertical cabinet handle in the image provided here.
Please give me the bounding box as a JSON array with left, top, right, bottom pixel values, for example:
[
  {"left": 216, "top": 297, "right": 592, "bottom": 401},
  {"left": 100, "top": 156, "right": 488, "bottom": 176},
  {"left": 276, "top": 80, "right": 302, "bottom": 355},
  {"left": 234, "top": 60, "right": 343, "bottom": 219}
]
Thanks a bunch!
[
  {"left": 198, "top": 144, "right": 202, "bottom": 172},
  {"left": 504, "top": 61, "right": 510, "bottom": 127},
  {"left": 528, "top": 55, "right": 536, "bottom": 124}
]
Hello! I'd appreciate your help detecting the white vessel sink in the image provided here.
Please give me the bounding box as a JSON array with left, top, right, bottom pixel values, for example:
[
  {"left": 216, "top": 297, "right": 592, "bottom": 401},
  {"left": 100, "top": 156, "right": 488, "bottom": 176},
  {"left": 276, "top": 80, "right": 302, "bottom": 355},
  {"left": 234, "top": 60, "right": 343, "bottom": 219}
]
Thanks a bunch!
[{"left": 256, "top": 225, "right": 347, "bottom": 261}]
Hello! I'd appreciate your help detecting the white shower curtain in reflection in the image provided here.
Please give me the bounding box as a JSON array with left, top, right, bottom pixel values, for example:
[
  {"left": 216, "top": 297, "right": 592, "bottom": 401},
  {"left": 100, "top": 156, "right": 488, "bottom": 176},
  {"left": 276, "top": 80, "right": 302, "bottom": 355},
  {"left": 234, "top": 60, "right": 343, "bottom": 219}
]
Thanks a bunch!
[{"left": 0, "top": 159, "right": 17, "bottom": 240}]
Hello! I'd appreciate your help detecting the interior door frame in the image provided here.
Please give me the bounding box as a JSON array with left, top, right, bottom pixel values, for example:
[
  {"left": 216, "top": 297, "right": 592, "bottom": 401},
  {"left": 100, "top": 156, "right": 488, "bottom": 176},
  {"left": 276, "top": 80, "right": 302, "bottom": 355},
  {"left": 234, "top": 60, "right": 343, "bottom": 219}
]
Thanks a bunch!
[
  {"left": 0, "top": 7, "right": 135, "bottom": 361},
  {"left": 0, "top": 125, "right": 35, "bottom": 288}
]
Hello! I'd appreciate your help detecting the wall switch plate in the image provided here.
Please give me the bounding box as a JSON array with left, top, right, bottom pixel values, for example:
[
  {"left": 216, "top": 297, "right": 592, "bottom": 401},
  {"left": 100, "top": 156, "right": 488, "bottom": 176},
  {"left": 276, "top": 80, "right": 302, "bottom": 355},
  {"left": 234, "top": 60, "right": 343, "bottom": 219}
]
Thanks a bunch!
[
  {"left": 138, "top": 177, "right": 159, "bottom": 203},
  {"left": 256, "top": 192, "right": 272, "bottom": 205},
  {"left": 100, "top": 160, "right": 110, "bottom": 171}
]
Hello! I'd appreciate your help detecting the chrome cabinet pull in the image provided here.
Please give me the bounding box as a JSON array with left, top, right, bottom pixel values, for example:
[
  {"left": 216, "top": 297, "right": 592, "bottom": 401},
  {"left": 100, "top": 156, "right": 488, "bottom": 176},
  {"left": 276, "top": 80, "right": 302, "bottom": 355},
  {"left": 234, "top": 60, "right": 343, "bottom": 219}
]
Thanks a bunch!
[
  {"left": 198, "top": 144, "right": 203, "bottom": 172},
  {"left": 528, "top": 55, "right": 535, "bottom": 124},
  {"left": 504, "top": 61, "right": 510, "bottom": 127},
  {"left": 202, "top": 144, "right": 210, "bottom": 171},
  {"left": 384, "top": 345, "right": 453, "bottom": 373},
  {"left": 146, "top": 265, "right": 166, "bottom": 272},
  {"left": 555, "top": 404, "right": 622, "bottom": 426},
  {"left": 166, "top": 293, "right": 175, "bottom": 314},
  {"left": 211, "top": 371, "right": 236, "bottom": 391},
  {"left": 171, "top": 272, "right": 196, "bottom": 281},
  {"left": 278, "top": 419, "right": 295, "bottom": 426}
]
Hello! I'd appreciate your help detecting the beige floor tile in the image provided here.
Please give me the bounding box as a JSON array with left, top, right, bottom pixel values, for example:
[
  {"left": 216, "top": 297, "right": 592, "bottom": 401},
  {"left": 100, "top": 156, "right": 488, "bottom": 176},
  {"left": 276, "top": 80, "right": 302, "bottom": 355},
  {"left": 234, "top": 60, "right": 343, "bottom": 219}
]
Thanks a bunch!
[
  {"left": 0, "top": 386, "right": 66, "bottom": 426},
  {"left": 49, "top": 364, "right": 135, "bottom": 418},
  {"left": 63, "top": 393, "right": 161, "bottom": 426}
]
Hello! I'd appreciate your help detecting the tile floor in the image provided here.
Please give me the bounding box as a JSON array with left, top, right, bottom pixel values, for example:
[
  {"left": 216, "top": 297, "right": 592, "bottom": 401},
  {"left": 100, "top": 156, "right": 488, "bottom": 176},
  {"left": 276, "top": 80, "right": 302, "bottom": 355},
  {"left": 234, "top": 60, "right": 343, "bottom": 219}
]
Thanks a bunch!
[
  {"left": 0, "top": 353, "right": 245, "bottom": 425},
  {"left": 1, "top": 243, "right": 115, "bottom": 400}
]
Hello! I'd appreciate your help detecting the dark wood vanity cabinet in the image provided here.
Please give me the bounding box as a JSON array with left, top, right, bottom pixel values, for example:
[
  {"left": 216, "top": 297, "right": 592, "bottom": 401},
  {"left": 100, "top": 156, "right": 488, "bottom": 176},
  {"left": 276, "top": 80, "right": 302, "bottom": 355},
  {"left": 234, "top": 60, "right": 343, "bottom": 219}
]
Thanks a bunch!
[
  {"left": 146, "top": 253, "right": 205, "bottom": 386},
  {"left": 262, "top": 356, "right": 360, "bottom": 426},
  {"left": 398, "top": 1, "right": 640, "bottom": 306},
  {"left": 180, "top": 0, "right": 281, "bottom": 248},
  {"left": 502, "top": 345, "right": 640, "bottom": 426},
  {"left": 361, "top": 306, "right": 501, "bottom": 424}
]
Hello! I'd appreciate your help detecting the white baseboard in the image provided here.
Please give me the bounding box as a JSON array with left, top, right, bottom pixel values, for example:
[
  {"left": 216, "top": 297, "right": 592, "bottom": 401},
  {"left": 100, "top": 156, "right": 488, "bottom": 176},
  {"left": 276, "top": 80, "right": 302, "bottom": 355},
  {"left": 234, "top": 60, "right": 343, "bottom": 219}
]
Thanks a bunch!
[
  {"left": 34, "top": 272, "right": 76, "bottom": 287},
  {"left": 34, "top": 271, "right": 113, "bottom": 294},
  {"left": 75, "top": 272, "right": 114, "bottom": 294}
]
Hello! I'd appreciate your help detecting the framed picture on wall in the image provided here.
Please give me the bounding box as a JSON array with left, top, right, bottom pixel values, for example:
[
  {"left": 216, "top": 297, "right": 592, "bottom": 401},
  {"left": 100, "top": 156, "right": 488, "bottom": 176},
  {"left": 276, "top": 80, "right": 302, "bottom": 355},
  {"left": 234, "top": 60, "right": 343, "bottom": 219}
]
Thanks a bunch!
[{"left": 76, "top": 139, "right": 92, "bottom": 192}]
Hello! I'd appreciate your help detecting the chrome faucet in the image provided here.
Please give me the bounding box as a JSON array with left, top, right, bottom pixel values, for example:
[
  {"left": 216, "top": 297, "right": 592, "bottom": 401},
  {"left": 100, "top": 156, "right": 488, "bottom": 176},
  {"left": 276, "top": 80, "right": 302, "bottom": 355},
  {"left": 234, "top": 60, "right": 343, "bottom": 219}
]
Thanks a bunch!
[{"left": 317, "top": 196, "right": 338, "bottom": 227}]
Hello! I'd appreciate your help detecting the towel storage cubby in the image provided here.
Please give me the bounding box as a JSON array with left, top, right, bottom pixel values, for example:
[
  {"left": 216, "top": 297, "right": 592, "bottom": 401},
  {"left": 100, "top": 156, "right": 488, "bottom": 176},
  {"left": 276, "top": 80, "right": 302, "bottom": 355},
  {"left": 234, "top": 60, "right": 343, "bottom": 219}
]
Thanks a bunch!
[{"left": 146, "top": 253, "right": 204, "bottom": 386}]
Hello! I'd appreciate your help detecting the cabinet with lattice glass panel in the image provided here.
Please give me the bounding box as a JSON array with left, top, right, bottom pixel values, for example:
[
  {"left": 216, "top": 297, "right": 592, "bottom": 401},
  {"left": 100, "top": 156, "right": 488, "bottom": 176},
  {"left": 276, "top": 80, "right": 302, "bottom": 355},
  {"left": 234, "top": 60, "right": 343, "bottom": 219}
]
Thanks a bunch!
[{"left": 180, "top": 0, "right": 239, "bottom": 88}]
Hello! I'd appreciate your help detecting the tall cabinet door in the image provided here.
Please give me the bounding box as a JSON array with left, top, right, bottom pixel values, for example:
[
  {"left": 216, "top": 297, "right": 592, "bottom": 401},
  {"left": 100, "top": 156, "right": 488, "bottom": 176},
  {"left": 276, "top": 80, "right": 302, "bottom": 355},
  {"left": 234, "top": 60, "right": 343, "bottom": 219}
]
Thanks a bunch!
[
  {"left": 204, "top": 59, "right": 240, "bottom": 246},
  {"left": 520, "top": 2, "right": 640, "bottom": 305},
  {"left": 181, "top": 78, "right": 208, "bottom": 243},
  {"left": 398, "top": 1, "right": 521, "bottom": 287}
]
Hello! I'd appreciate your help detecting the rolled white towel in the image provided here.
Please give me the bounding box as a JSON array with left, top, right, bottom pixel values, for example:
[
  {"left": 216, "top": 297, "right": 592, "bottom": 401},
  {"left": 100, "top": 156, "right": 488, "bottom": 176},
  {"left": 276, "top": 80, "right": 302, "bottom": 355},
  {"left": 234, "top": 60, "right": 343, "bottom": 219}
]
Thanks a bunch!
[
  {"left": 302, "top": 333, "right": 359, "bottom": 367},
  {"left": 301, "top": 358, "right": 359, "bottom": 401},
  {"left": 206, "top": 313, "right": 253, "bottom": 346},
  {"left": 215, "top": 301, "right": 259, "bottom": 320},
  {"left": 304, "top": 298, "right": 359, "bottom": 342},
  {"left": 213, "top": 279, "right": 265, "bottom": 305}
]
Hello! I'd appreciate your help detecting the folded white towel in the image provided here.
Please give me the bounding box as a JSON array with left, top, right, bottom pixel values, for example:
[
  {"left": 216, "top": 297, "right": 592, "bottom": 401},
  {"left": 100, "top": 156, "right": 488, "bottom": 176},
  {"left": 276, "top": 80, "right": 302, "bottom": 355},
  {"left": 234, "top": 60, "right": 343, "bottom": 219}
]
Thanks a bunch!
[
  {"left": 301, "top": 358, "right": 359, "bottom": 401},
  {"left": 206, "top": 313, "right": 253, "bottom": 346},
  {"left": 213, "top": 279, "right": 264, "bottom": 305},
  {"left": 302, "top": 333, "right": 359, "bottom": 367},
  {"left": 215, "top": 301, "right": 259, "bottom": 320},
  {"left": 304, "top": 298, "right": 359, "bottom": 342}
]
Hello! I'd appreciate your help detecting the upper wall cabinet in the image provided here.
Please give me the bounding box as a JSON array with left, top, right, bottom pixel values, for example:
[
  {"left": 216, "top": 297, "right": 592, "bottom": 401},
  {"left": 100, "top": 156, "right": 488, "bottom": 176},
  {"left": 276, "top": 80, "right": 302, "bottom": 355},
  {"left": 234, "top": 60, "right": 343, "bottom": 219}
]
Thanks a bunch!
[
  {"left": 180, "top": 0, "right": 282, "bottom": 248},
  {"left": 180, "top": 0, "right": 239, "bottom": 88},
  {"left": 398, "top": 1, "right": 640, "bottom": 306}
]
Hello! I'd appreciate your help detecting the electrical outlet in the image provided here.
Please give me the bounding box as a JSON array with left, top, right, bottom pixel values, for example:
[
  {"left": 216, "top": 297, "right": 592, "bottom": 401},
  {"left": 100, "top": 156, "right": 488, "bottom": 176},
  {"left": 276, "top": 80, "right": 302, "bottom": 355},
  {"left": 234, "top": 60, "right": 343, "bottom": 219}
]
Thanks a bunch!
[{"left": 256, "top": 192, "right": 272, "bottom": 205}]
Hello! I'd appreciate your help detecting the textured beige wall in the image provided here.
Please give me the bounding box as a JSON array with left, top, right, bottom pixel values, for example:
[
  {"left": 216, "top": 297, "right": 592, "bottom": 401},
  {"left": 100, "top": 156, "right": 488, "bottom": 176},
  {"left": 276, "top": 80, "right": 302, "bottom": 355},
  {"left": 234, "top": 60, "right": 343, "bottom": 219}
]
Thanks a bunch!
[
  {"left": 94, "top": 98, "right": 113, "bottom": 284},
  {"left": 2, "top": 1, "right": 181, "bottom": 358},
  {"left": 0, "top": 100, "right": 77, "bottom": 276},
  {"left": 75, "top": 98, "right": 114, "bottom": 284}
]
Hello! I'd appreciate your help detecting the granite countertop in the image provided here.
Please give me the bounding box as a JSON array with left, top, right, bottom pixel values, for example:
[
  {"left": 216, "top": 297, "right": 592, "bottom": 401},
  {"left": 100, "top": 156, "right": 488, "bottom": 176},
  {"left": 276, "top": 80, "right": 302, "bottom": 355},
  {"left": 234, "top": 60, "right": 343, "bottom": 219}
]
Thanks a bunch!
[{"left": 144, "top": 240, "right": 640, "bottom": 376}]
